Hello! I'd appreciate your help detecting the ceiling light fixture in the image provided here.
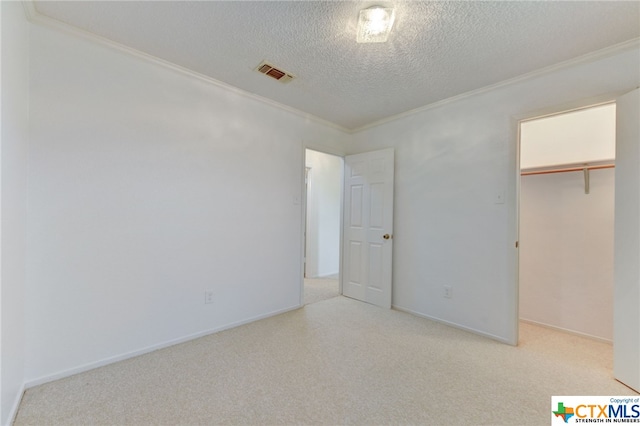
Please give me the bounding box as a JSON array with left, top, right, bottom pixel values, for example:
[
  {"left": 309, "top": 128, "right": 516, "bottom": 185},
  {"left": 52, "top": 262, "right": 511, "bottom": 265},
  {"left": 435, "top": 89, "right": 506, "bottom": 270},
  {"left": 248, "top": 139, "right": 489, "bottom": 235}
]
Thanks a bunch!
[{"left": 357, "top": 6, "right": 395, "bottom": 43}]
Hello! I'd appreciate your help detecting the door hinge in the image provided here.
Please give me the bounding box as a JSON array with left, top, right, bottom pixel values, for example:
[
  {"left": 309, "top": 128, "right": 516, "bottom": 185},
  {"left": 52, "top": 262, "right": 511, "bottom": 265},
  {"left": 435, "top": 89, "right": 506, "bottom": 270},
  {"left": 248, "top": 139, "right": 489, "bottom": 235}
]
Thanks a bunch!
[{"left": 515, "top": 241, "right": 519, "bottom": 248}]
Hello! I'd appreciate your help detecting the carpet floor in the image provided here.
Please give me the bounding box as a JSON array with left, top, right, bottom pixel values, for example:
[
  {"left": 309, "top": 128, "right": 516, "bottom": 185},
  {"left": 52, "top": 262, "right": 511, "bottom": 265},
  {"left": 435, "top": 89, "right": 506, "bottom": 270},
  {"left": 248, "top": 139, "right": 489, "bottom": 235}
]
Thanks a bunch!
[
  {"left": 15, "top": 296, "right": 634, "bottom": 425},
  {"left": 303, "top": 277, "right": 339, "bottom": 305}
]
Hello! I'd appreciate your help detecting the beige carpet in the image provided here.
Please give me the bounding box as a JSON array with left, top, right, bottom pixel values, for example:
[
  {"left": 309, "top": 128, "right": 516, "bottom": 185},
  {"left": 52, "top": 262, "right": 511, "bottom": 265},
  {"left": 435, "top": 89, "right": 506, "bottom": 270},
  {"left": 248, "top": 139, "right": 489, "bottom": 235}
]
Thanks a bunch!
[
  {"left": 303, "top": 276, "right": 339, "bottom": 305},
  {"left": 15, "top": 296, "right": 635, "bottom": 425}
]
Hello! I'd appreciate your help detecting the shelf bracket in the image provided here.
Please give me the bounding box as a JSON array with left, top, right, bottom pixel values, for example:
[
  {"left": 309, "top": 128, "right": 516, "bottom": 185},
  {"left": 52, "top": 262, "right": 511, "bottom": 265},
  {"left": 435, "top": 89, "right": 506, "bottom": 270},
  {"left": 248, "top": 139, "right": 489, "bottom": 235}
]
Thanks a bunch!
[{"left": 583, "top": 166, "right": 590, "bottom": 195}]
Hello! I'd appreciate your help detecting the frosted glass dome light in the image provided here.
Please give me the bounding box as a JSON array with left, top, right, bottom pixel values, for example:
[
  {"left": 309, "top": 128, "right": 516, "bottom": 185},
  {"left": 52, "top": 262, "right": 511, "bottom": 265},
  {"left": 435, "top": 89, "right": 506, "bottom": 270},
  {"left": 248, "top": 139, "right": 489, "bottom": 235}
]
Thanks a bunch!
[{"left": 357, "top": 6, "right": 396, "bottom": 43}]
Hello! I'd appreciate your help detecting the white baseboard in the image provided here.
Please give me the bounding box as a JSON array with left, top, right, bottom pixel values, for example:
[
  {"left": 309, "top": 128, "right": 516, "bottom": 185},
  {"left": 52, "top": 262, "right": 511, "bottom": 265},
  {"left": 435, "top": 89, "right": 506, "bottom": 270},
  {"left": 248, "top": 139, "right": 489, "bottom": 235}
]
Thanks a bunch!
[
  {"left": 24, "top": 304, "right": 301, "bottom": 389},
  {"left": 6, "top": 383, "right": 25, "bottom": 426},
  {"left": 392, "top": 305, "right": 513, "bottom": 345},
  {"left": 519, "top": 318, "right": 612, "bottom": 344}
]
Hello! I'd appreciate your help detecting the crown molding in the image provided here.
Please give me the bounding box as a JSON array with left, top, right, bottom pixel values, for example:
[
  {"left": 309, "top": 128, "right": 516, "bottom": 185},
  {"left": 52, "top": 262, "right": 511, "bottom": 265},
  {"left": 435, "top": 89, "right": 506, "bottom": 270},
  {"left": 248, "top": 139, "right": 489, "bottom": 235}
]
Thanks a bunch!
[
  {"left": 352, "top": 37, "right": 640, "bottom": 134},
  {"left": 21, "top": 1, "right": 351, "bottom": 135},
  {"left": 22, "top": 0, "right": 37, "bottom": 20}
]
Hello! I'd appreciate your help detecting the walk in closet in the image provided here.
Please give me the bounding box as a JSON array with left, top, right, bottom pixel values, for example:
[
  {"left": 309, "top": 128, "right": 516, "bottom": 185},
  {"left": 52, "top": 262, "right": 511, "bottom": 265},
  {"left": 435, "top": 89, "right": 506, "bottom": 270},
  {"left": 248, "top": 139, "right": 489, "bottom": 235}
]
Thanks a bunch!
[{"left": 519, "top": 103, "right": 616, "bottom": 342}]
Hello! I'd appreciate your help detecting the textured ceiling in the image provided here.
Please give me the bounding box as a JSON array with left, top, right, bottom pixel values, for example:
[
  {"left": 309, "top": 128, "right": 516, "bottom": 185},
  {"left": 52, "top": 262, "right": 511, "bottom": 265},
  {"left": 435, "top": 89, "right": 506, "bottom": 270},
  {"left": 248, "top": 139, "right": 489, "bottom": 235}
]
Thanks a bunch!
[{"left": 34, "top": 1, "right": 640, "bottom": 130}]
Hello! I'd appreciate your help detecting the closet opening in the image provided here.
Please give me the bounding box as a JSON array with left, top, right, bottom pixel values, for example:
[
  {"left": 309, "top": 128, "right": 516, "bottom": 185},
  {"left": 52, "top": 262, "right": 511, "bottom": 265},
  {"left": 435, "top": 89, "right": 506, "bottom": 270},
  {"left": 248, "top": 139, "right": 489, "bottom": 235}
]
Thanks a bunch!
[
  {"left": 302, "top": 149, "right": 343, "bottom": 305},
  {"left": 518, "top": 102, "right": 616, "bottom": 343}
]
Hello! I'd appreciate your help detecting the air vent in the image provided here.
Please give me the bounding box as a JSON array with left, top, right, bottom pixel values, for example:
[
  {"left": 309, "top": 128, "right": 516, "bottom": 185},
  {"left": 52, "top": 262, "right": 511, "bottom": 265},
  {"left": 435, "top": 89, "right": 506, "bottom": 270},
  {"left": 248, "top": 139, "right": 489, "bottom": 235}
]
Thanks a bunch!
[{"left": 256, "top": 61, "right": 295, "bottom": 83}]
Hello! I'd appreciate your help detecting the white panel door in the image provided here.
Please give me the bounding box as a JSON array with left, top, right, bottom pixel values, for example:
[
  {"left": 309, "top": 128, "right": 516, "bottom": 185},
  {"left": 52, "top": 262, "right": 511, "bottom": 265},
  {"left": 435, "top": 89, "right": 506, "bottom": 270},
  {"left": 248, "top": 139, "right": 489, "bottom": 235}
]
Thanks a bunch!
[
  {"left": 342, "top": 148, "right": 394, "bottom": 308},
  {"left": 614, "top": 88, "right": 640, "bottom": 392}
]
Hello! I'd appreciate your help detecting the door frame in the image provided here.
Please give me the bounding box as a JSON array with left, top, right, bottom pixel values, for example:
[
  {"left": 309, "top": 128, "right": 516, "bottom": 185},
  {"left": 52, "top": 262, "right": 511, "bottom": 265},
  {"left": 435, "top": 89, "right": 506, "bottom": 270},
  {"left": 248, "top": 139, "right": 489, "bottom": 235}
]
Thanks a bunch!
[
  {"left": 300, "top": 145, "right": 346, "bottom": 306},
  {"left": 510, "top": 91, "right": 628, "bottom": 345},
  {"left": 303, "top": 166, "right": 311, "bottom": 279}
]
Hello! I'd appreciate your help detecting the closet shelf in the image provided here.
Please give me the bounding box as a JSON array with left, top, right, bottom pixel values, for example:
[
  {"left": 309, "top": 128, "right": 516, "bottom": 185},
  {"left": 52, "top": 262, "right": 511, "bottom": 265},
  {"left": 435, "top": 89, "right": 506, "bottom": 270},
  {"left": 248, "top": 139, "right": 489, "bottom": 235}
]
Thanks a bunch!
[
  {"left": 521, "top": 163, "right": 614, "bottom": 176},
  {"left": 521, "top": 161, "right": 615, "bottom": 195}
]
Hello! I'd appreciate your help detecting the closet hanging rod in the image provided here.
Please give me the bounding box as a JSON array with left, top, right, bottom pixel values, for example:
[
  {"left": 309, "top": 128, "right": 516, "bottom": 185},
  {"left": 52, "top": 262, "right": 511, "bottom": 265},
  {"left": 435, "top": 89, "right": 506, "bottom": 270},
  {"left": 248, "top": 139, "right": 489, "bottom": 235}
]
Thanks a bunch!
[{"left": 521, "top": 164, "right": 615, "bottom": 176}]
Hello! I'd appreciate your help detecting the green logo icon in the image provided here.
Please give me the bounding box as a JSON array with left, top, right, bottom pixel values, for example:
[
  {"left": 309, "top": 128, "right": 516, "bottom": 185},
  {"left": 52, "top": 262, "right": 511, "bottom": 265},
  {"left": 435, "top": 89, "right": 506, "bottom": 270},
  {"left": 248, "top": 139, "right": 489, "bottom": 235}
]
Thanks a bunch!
[{"left": 553, "top": 402, "right": 575, "bottom": 423}]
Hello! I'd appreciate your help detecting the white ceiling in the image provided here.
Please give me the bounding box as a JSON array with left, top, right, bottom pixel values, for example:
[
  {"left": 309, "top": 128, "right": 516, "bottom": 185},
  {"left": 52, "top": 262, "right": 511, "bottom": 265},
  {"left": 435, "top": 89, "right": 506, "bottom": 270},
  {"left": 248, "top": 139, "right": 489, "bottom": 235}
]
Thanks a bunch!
[{"left": 33, "top": 1, "right": 640, "bottom": 130}]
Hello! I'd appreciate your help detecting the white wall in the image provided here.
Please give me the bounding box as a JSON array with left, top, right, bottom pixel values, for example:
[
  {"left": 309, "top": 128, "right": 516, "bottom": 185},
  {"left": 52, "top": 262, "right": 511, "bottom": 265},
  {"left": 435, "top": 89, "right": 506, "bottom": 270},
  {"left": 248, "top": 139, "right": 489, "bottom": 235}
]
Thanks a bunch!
[
  {"left": 25, "top": 22, "right": 348, "bottom": 384},
  {"left": 519, "top": 169, "right": 614, "bottom": 341},
  {"left": 305, "top": 150, "right": 341, "bottom": 278},
  {"left": 1, "top": 1, "right": 30, "bottom": 424},
  {"left": 520, "top": 103, "right": 616, "bottom": 169},
  {"left": 348, "top": 45, "right": 640, "bottom": 343}
]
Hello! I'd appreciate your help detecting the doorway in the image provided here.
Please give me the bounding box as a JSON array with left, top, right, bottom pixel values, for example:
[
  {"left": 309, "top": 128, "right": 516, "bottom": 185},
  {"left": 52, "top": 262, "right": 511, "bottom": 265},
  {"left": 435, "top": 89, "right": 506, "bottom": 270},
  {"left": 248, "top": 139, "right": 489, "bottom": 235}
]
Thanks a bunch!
[
  {"left": 518, "top": 103, "right": 616, "bottom": 342},
  {"left": 303, "top": 149, "right": 343, "bottom": 305},
  {"left": 515, "top": 89, "right": 640, "bottom": 392}
]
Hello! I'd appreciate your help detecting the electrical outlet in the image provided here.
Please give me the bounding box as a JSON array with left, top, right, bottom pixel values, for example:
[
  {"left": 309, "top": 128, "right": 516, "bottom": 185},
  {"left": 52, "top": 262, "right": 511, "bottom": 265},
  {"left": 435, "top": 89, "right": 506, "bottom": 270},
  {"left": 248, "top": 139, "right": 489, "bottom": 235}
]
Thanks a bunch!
[
  {"left": 444, "top": 285, "right": 452, "bottom": 299},
  {"left": 204, "top": 291, "right": 214, "bottom": 304}
]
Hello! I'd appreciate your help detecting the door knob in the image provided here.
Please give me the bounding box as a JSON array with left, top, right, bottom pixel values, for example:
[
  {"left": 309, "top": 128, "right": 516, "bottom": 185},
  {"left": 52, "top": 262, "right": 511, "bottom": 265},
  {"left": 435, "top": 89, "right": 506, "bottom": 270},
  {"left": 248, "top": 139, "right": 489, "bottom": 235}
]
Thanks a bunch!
[{"left": 383, "top": 234, "right": 392, "bottom": 240}]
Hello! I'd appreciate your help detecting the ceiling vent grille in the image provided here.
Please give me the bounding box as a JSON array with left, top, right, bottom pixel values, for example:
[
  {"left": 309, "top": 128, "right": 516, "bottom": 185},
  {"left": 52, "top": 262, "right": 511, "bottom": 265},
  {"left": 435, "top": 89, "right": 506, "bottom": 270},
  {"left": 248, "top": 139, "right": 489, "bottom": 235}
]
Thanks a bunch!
[{"left": 256, "top": 61, "right": 295, "bottom": 83}]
